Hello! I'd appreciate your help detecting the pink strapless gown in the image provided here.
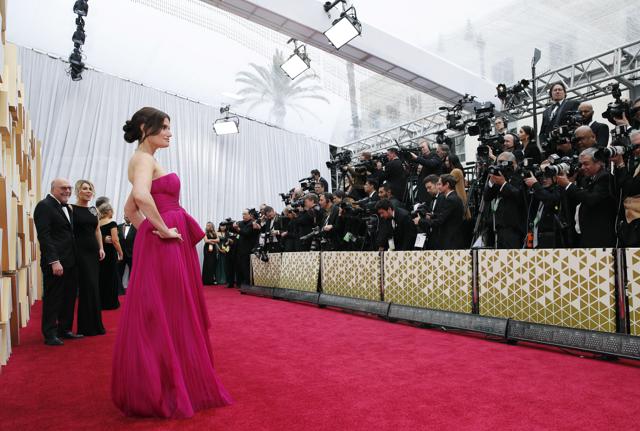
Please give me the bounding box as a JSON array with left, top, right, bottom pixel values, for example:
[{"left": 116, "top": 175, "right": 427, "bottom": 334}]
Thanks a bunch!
[{"left": 111, "top": 173, "right": 232, "bottom": 418}]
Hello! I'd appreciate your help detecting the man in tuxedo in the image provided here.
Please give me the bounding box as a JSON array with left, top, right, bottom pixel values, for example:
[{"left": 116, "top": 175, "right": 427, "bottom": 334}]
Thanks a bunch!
[
  {"left": 233, "top": 209, "right": 261, "bottom": 286},
  {"left": 557, "top": 147, "right": 617, "bottom": 248},
  {"left": 574, "top": 126, "right": 597, "bottom": 152},
  {"left": 483, "top": 153, "right": 528, "bottom": 249},
  {"left": 378, "top": 184, "right": 403, "bottom": 210},
  {"left": 117, "top": 215, "right": 137, "bottom": 288},
  {"left": 410, "top": 139, "right": 443, "bottom": 203},
  {"left": 311, "top": 169, "right": 329, "bottom": 192},
  {"left": 319, "top": 192, "right": 340, "bottom": 250},
  {"left": 414, "top": 174, "right": 465, "bottom": 250},
  {"left": 578, "top": 102, "right": 609, "bottom": 148},
  {"left": 33, "top": 178, "right": 83, "bottom": 346},
  {"left": 380, "top": 148, "right": 408, "bottom": 203},
  {"left": 375, "top": 199, "right": 417, "bottom": 251},
  {"left": 539, "top": 82, "right": 581, "bottom": 151}
]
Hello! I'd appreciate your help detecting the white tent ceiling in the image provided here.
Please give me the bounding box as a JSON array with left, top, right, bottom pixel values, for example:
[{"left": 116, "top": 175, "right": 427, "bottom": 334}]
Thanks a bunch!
[{"left": 8, "top": 0, "right": 639, "bottom": 145}]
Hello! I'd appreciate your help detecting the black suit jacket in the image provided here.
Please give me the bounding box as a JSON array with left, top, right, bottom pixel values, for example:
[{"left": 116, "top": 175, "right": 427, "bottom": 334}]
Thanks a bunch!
[
  {"left": 590, "top": 121, "right": 609, "bottom": 148},
  {"left": 483, "top": 175, "right": 528, "bottom": 235},
  {"left": 33, "top": 195, "right": 76, "bottom": 271},
  {"left": 117, "top": 223, "right": 137, "bottom": 259},
  {"left": 237, "top": 220, "right": 260, "bottom": 254},
  {"left": 424, "top": 192, "right": 465, "bottom": 249},
  {"left": 390, "top": 207, "right": 417, "bottom": 251},
  {"left": 381, "top": 158, "right": 408, "bottom": 202},
  {"left": 565, "top": 172, "right": 617, "bottom": 248},
  {"left": 539, "top": 99, "right": 581, "bottom": 146}
]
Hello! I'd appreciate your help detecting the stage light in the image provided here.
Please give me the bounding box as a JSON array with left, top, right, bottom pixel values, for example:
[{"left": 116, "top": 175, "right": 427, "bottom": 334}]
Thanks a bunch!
[
  {"left": 280, "top": 39, "right": 311, "bottom": 80},
  {"left": 323, "top": 1, "right": 362, "bottom": 49},
  {"left": 213, "top": 105, "right": 240, "bottom": 135},
  {"left": 496, "top": 83, "right": 508, "bottom": 100},
  {"left": 73, "top": 0, "right": 89, "bottom": 16},
  {"left": 69, "top": 48, "right": 84, "bottom": 66},
  {"left": 72, "top": 28, "right": 86, "bottom": 45}
]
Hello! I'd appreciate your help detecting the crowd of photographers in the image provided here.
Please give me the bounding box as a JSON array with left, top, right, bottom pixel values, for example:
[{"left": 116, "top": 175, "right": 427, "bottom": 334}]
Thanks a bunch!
[{"left": 215, "top": 81, "right": 640, "bottom": 285}]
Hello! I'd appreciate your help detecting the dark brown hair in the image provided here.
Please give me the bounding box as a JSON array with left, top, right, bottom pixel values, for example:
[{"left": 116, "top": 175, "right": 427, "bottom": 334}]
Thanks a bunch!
[{"left": 123, "top": 107, "right": 170, "bottom": 144}]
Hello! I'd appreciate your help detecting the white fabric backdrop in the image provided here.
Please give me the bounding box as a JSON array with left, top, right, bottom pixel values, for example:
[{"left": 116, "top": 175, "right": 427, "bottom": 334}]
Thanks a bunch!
[{"left": 18, "top": 47, "right": 331, "bottom": 230}]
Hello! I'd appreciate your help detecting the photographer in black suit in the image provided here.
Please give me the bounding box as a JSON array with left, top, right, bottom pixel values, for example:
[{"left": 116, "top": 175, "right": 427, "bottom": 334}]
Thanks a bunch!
[
  {"left": 483, "top": 152, "right": 528, "bottom": 249},
  {"left": 380, "top": 148, "right": 408, "bottom": 203},
  {"left": 319, "top": 192, "right": 340, "bottom": 250},
  {"left": 33, "top": 178, "right": 83, "bottom": 346},
  {"left": 414, "top": 174, "right": 465, "bottom": 249},
  {"left": 578, "top": 102, "right": 609, "bottom": 148},
  {"left": 375, "top": 199, "right": 417, "bottom": 251},
  {"left": 296, "top": 193, "right": 322, "bottom": 251},
  {"left": 233, "top": 209, "right": 260, "bottom": 286},
  {"left": 410, "top": 139, "right": 443, "bottom": 202},
  {"left": 556, "top": 147, "right": 617, "bottom": 248},
  {"left": 539, "top": 82, "right": 581, "bottom": 151},
  {"left": 610, "top": 130, "right": 640, "bottom": 247},
  {"left": 311, "top": 169, "right": 329, "bottom": 192},
  {"left": 117, "top": 215, "right": 137, "bottom": 288}
]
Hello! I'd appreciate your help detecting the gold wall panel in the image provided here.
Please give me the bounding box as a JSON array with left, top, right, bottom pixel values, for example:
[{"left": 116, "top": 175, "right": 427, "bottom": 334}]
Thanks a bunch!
[
  {"left": 250, "top": 253, "right": 281, "bottom": 288},
  {"left": 625, "top": 248, "right": 640, "bottom": 336},
  {"left": 278, "top": 252, "right": 319, "bottom": 292},
  {"left": 321, "top": 252, "right": 381, "bottom": 301}
]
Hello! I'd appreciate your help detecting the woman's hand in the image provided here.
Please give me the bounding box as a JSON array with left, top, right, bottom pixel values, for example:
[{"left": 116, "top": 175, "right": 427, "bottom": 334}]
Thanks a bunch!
[
  {"left": 117, "top": 252, "right": 124, "bottom": 261},
  {"left": 153, "top": 227, "right": 183, "bottom": 241},
  {"left": 98, "top": 249, "right": 105, "bottom": 261}
]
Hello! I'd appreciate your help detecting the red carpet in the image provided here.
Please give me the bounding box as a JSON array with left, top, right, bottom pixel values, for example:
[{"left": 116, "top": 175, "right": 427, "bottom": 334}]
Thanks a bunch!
[{"left": 1, "top": 286, "right": 640, "bottom": 430}]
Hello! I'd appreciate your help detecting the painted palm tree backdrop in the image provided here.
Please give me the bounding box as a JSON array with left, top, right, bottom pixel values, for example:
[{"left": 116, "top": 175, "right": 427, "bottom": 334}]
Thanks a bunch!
[{"left": 235, "top": 50, "right": 330, "bottom": 128}]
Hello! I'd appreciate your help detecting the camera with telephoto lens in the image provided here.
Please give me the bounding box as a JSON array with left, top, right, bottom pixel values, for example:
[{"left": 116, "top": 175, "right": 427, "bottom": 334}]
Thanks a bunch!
[
  {"left": 520, "top": 158, "right": 543, "bottom": 181},
  {"left": 466, "top": 103, "right": 505, "bottom": 156},
  {"left": 543, "top": 155, "right": 580, "bottom": 177},
  {"left": 602, "top": 83, "right": 631, "bottom": 126},
  {"left": 488, "top": 159, "right": 514, "bottom": 177}
]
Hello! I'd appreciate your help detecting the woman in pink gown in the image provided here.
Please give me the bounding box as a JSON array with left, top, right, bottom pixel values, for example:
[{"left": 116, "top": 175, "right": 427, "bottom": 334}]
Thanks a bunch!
[{"left": 111, "top": 107, "right": 232, "bottom": 418}]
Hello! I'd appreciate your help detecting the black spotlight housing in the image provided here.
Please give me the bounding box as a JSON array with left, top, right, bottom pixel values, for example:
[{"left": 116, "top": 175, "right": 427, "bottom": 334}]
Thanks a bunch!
[
  {"left": 72, "top": 28, "right": 86, "bottom": 45},
  {"left": 73, "top": 0, "right": 89, "bottom": 17}
]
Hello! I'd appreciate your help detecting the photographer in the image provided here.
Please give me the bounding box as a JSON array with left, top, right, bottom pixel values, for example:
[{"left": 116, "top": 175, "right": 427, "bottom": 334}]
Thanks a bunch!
[
  {"left": 611, "top": 130, "right": 640, "bottom": 246},
  {"left": 233, "top": 209, "right": 261, "bottom": 286},
  {"left": 413, "top": 174, "right": 465, "bottom": 249},
  {"left": 313, "top": 182, "right": 326, "bottom": 195},
  {"left": 578, "top": 102, "right": 609, "bottom": 148},
  {"left": 344, "top": 152, "right": 373, "bottom": 199},
  {"left": 574, "top": 126, "right": 597, "bottom": 152},
  {"left": 523, "top": 169, "right": 567, "bottom": 248},
  {"left": 378, "top": 184, "right": 403, "bottom": 210},
  {"left": 296, "top": 193, "right": 322, "bottom": 251},
  {"left": 258, "top": 206, "right": 285, "bottom": 253},
  {"left": 319, "top": 192, "right": 340, "bottom": 250},
  {"left": 375, "top": 199, "right": 417, "bottom": 251},
  {"left": 380, "top": 148, "right": 408, "bottom": 203},
  {"left": 311, "top": 169, "right": 329, "bottom": 192},
  {"left": 410, "top": 139, "right": 443, "bottom": 202},
  {"left": 363, "top": 178, "right": 379, "bottom": 202},
  {"left": 280, "top": 208, "right": 298, "bottom": 252},
  {"left": 539, "top": 82, "right": 581, "bottom": 150},
  {"left": 556, "top": 147, "right": 617, "bottom": 248},
  {"left": 483, "top": 152, "right": 528, "bottom": 249}
]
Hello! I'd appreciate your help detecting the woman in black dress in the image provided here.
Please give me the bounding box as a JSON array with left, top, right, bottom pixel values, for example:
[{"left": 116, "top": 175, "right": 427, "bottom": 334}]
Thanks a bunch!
[
  {"left": 519, "top": 125, "right": 543, "bottom": 164},
  {"left": 98, "top": 203, "right": 124, "bottom": 310},
  {"left": 73, "top": 180, "right": 106, "bottom": 335},
  {"left": 202, "top": 222, "right": 218, "bottom": 285},
  {"left": 215, "top": 224, "right": 229, "bottom": 285}
]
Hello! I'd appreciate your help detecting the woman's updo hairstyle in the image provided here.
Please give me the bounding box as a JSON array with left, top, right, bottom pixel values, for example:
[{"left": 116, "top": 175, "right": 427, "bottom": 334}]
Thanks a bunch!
[{"left": 123, "top": 107, "right": 170, "bottom": 144}]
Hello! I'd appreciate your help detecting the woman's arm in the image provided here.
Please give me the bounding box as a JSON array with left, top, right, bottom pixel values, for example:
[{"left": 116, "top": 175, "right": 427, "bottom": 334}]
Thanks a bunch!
[
  {"left": 110, "top": 226, "right": 124, "bottom": 260},
  {"left": 129, "top": 154, "right": 181, "bottom": 241},
  {"left": 95, "top": 222, "right": 105, "bottom": 261},
  {"left": 124, "top": 193, "right": 145, "bottom": 229}
]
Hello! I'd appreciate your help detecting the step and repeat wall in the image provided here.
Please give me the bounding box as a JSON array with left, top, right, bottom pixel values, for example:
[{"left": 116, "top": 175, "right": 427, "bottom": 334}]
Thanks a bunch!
[
  {"left": 252, "top": 248, "right": 640, "bottom": 336},
  {"left": 0, "top": 0, "right": 44, "bottom": 369}
]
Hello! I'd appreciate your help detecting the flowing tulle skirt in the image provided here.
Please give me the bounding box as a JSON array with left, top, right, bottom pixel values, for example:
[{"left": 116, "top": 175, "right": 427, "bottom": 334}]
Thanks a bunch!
[{"left": 111, "top": 208, "right": 232, "bottom": 418}]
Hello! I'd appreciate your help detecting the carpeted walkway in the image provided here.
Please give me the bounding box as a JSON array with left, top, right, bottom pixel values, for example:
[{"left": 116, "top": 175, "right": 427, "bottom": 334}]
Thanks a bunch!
[{"left": 1, "top": 285, "right": 639, "bottom": 430}]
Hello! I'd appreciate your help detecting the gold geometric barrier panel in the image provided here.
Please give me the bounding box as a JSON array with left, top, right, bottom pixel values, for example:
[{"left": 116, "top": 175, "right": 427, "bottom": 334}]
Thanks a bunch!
[
  {"left": 321, "top": 252, "right": 381, "bottom": 301},
  {"left": 278, "top": 252, "right": 319, "bottom": 292},
  {"left": 626, "top": 248, "right": 640, "bottom": 336},
  {"left": 251, "top": 253, "right": 281, "bottom": 288},
  {"left": 479, "top": 249, "right": 616, "bottom": 333},
  {"left": 384, "top": 251, "right": 472, "bottom": 313}
]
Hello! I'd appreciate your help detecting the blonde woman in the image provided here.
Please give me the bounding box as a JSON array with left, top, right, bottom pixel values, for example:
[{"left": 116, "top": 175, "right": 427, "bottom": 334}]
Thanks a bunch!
[
  {"left": 72, "top": 180, "right": 106, "bottom": 335},
  {"left": 98, "top": 202, "right": 123, "bottom": 310},
  {"left": 450, "top": 169, "right": 471, "bottom": 221}
]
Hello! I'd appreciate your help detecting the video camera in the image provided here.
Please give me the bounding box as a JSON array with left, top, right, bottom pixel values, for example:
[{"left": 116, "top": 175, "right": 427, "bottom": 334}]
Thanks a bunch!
[
  {"left": 326, "top": 150, "right": 352, "bottom": 170},
  {"left": 488, "top": 159, "right": 515, "bottom": 177},
  {"left": 602, "top": 83, "right": 631, "bottom": 126}
]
